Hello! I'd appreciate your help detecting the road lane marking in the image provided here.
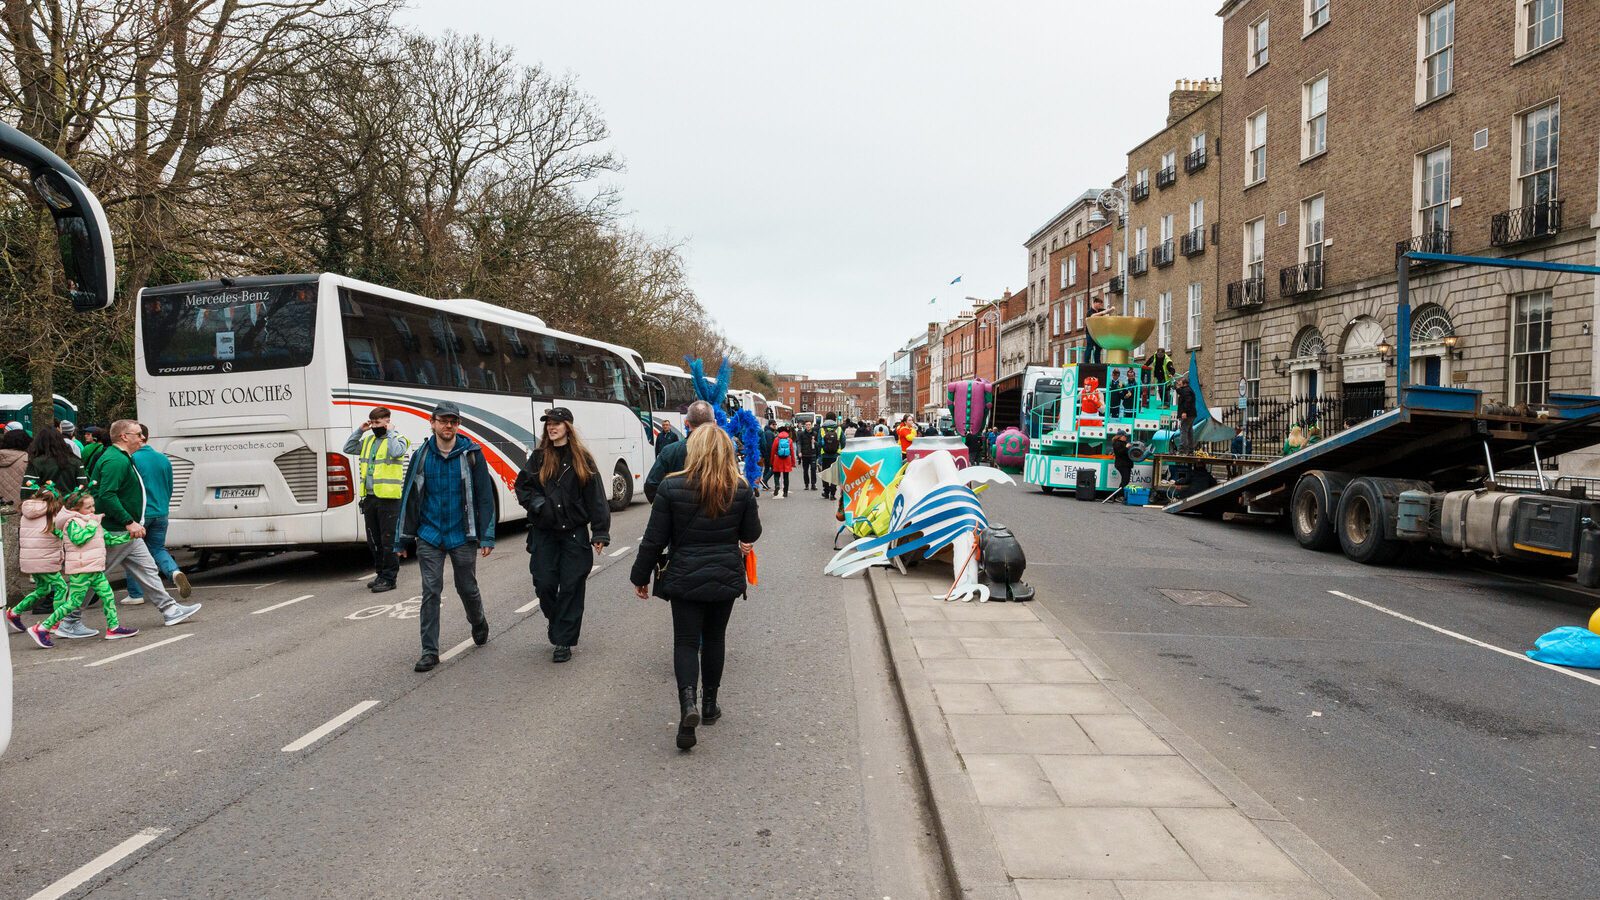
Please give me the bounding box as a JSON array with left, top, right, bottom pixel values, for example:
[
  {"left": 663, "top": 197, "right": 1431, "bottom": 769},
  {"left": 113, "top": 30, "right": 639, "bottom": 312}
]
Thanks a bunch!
[
  {"left": 282, "top": 700, "right": 381, "bottom": 752},
  {"left": 590, "top": 565, "right": 601, "bottom": 575},
  {"left": 355, "top": 573, "right": 378, "bottom": 582},
  {"left": 251, "top": 594, "right": 314, "bottom": 615},
  {"left": 1328, "top": 590, "right": 1600, "bottom": 688},
  {"left": 608, "top": 545, "right": 632, "bottom": 557},
  {"left": 515, "top": 599, "right": 540, "bottom": 614},
  {"left": 27, "top": 827, "right": 166, "bottom": 900},
  {"left": 439, "top": 638, "right": 474, "bottom": 661},
  {"left": 85, "top": 634, "right": 193, "bottom": 668},
  {"left": 253, "top": 580, "right": 284, "bottom": 591}
]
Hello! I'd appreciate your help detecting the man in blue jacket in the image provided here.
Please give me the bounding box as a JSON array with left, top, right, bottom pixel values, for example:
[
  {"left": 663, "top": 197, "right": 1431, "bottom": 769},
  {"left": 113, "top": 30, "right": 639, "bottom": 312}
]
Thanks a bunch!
[{"left": 395, "top": 401, "right": 497, "bottom": 672}]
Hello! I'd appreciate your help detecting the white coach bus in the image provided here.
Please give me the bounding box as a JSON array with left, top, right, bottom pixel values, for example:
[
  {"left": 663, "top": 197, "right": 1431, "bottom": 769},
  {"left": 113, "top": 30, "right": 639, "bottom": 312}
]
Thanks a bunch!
[
  {"left": 134, "top": 273, "right": 653, "bottom": 552},
  {"left": 643, "top": 361, "right": 700, "bottom": 442}
]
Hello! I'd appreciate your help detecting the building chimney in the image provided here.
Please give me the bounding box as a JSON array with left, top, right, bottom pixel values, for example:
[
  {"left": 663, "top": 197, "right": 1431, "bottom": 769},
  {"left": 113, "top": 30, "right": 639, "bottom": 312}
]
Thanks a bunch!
[{"left": 1167, "top": 77, "right": 1221, "bottom": 126}]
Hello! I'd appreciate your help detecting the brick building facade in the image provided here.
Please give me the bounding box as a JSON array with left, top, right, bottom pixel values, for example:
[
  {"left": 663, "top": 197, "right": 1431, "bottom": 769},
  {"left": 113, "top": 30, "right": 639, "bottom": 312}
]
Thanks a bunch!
[
  {"left": 1015, "top": 192, "right": 1106, "bottom": 369},
  {"left": 1214, "top": 0, "right": 1597, "bottom": 437},
  {"left": 774, "top": 372, "right": 880, "bottom": 420},
  {"left": 1047, "top": 221, "right": 1121, "bottom": 366},
  {"left": 1126, "top": 80, "right": 1223, "bottom": 374}
]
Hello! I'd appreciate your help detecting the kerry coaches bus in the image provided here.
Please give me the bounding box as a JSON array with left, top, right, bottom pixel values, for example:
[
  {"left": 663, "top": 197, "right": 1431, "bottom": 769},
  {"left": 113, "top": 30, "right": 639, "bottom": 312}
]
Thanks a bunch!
[{"left": 134, "top": 273, "right": 653, "bottom": 552}]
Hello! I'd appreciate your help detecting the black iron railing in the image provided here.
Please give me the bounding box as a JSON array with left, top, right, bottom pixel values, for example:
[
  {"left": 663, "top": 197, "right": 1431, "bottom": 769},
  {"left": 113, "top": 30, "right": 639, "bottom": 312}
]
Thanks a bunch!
[
  {"left": 1226, "top": 276, "right": 1266, "bottom": 309},
  {"left": 1491, "top": 199, "right": 1563, "bottom": 247},
  {"left": 1153, "top": 240, "right": 1175, "bottom": 267},
  {"left": 1155, "top": 165, "right": 1177, "bottom": 188},
  {"left": 1109, "top": 274, "right": 1125, "bottom": 294},
  {"left": 1180, "top": 227, "right": 1206, "bottom": 257},
  {"left": 1396, "top": 229, "right": 1452, "bottom": 262},
  {"left": 1219, "top": 387, "right": 1391, "bottom": 455},
  {"left": 1184, "top": 147, "right": 1208, "bottom": 174},
  {"left": 1131, "top": 181, "right": 1150, "bottom": 202},
  {"left": 1279, "top": 259, "right": 1324, "bottom": 297},
  {"left": 1129, "top": 250, "right": 1149, "bottom": 276}
]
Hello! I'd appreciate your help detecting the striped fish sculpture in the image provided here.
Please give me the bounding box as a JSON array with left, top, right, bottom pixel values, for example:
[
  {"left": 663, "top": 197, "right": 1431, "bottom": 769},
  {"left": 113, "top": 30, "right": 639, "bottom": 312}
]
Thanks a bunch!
[{"left": 823, "top": 450, "right": 1014, "bottom": 602}]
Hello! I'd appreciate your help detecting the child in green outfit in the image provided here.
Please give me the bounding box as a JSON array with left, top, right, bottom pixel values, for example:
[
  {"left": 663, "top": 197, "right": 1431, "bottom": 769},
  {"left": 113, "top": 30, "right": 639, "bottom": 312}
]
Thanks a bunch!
[
  {"left": 6, "top": 482, "right": 69, "bottom": 634},
  {"left": 26, "top": 491, "right": 139, "bottom": 647}
]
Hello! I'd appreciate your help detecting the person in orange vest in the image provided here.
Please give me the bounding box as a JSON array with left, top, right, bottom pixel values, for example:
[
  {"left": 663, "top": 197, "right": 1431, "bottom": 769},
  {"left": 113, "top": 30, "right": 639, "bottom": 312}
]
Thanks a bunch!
[{"left": 894, "top": 415, "right": 917, "bottom": 456}]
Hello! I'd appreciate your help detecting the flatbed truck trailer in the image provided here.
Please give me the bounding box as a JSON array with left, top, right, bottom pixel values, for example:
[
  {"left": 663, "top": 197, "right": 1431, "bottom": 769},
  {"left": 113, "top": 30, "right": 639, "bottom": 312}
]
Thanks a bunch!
[{"left": 1166, "top": 249, "right": 1600, "bottom": 581}]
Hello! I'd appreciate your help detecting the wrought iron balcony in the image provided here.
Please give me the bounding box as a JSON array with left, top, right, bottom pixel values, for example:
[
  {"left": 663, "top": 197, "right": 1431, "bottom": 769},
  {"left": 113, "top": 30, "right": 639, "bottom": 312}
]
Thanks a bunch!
[
  {"left": 1491, "top": 199, "right": 1563, "bottom": 247},
  {"left": 1180, "top": 227, "right": 1206, "bottom": 257},
  {"left": 1153, "top": 240, "right": 1175, "bottom": 268},
  {"left": 1155, "top": 165, "right": 1177, "bottom": 189},
  {"left": 1226, "top": 276, "right": 1267, "bottom": 309},
  {"left": 1279, "top": 259, "right": 1324, "bottom": 297},
  {"left": 1395, "top": 230, "right": 1452, "bottom": 262},
  {"left": 1131, "top": 181, "right": 1150, "bottom": 202},
  {"left": 1109, "top": 274, "right": 1126, "bottom": 294},
  {"left": 1129, "top": 250, "right": 1149, "bottom": 276},
  {"left": 1184, "top": 147, "right": 1208, "bottom": 174}
]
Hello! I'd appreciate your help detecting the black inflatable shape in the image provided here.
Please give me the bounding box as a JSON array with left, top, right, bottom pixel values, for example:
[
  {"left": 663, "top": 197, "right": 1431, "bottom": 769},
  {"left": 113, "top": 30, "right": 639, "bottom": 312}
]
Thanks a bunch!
[{"left": 979, "top": 524, "right": 1034, "bottom": 601}]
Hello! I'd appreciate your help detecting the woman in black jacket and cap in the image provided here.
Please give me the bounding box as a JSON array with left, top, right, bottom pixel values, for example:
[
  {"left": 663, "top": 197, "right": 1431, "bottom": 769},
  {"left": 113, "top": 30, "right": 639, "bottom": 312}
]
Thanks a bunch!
[
  {"left": 515, "top": 407, "right": 611, "bottom": 663},
  {"left": 631, "top": 424, "right": 762, "bottom": 751}
]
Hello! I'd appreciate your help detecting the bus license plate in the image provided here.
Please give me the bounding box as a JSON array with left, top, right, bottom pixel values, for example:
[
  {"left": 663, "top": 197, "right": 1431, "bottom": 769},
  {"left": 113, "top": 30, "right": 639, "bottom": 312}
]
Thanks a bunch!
[{"left": 214, "top": 486, "right": 262, "bottom": 500}]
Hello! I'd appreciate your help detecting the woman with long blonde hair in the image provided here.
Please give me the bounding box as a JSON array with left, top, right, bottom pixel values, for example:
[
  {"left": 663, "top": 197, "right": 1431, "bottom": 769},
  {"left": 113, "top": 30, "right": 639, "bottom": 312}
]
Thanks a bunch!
[
  {"left": 515, "top": 407, "right": 612, "bottom": 663},
  {"left": 631, "top": 425, "right": 762, "bottom": 751}
]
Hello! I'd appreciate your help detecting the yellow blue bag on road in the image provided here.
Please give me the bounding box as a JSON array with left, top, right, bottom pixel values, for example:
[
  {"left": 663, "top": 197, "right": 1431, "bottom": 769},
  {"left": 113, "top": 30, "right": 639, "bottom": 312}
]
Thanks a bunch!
[{"left": 1526, "top": 626, "right": 1600, "bottom": 670}]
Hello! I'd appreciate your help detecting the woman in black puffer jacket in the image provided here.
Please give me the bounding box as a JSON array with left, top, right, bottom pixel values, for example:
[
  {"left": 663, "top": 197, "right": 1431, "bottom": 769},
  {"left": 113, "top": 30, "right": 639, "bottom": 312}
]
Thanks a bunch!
[{"left": 631, "top": 425, "right": 762, "bottom": 751}]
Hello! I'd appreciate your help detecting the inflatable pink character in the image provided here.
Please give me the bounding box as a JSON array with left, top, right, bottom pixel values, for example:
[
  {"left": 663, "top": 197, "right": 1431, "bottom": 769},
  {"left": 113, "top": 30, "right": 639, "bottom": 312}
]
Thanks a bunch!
[
  {"left": 993, "top": 428, "right": 1029, "bottom": 467},
  {"left": 945, "top": 378, "right": 993, "bottom": 437}
]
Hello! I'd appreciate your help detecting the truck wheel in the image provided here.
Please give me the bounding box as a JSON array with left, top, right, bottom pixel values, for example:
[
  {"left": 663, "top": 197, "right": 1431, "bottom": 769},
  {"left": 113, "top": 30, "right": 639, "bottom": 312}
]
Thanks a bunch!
[
  {"left": 609, "top": 462, "right": 634, "bottom": 512},
  {"left": 1291, "top": 476, "right": 1338, "bottom": 551},
  {"left": 1337, "top": 478, "right": 1404, "bottom": 565}
]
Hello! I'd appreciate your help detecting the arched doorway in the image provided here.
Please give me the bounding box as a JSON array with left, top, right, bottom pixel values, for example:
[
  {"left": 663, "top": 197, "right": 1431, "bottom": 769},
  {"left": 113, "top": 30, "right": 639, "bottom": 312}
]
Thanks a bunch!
[
  {"left": 1289, "top": 326, "right": 1326, "bottom": 401},
  {"left": 1339, "top": 317, "right": 1388, "bottom": 423},
  {"left": 1410, "top": 303, "right": 1455, "bottom": 387}
]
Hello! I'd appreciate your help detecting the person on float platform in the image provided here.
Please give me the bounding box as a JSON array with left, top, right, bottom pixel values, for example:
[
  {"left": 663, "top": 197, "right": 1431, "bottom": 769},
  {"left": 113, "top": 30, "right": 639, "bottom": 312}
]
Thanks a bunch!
[{"left": 344, "top": 406, "right": 411, "bottom": 594}]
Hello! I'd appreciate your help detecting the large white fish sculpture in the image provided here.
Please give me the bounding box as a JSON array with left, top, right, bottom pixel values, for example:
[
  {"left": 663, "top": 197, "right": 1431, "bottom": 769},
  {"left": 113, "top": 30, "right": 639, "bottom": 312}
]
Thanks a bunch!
[{"left": 823, "top": 450, "right": 1013, "bottom": 602}]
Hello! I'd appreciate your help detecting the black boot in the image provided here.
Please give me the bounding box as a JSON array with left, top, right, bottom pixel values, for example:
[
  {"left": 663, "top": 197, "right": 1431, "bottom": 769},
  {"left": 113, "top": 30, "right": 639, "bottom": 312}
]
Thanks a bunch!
[
  {"left": 702, "top": 687, "right": 722, "bottom": 724},
  {"left": 676, "top": 686, "right": 700, "bottom": 750}
]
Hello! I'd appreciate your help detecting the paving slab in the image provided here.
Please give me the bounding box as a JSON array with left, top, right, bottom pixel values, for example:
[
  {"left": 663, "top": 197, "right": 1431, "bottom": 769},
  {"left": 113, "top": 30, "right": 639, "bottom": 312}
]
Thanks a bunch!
[
  {"left": 1013, "top": 880, "right": 1124, "bottom": 900},
  {"left": 1154, "top": 807, "right": 1311, "bottom": 882},
  {"left": 961, "top": 637, "right": 1077, "bottom": 659},
  {"left": 962, "top": 754, "right": 1062, "bottom": 807},
  {"left": 1073, "top": 714, "right": 1175, "bottom": 755},
  {"left": 992, "top": 683, "right": 1125, "bottom": 716},
  {"left": 1038, "top": 755, "right": 1229, "bottom": 808},
  {"left": 1114, "top": 882, "right": 1334, "bottom": 900},
  {"left": 946, "top": 715, "right": 1099, "bottom": 756},
  {"left": 908, "top": 620, "right": 1002, "bottom": 638},
  {"left": 931, "top": 681, "right": 1005, "bottom": 714},
  {"left": 922, "top": 658, "right": 1038, "bottom": 683},
  {"left": 987, "top": 807, "right": 1206, "bottom": 881}
]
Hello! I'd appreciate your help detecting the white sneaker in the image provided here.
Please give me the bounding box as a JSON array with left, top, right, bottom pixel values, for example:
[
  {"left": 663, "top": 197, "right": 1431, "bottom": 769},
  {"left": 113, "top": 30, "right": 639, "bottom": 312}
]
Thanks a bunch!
[
  {"left": 163, "top": 601, "right": 201, "bottom": 626},
  {"left": 53, "top": 619, "right": 100, "bottom": 639},
  {"left": 120, "top": 594, "right": 146, "bottom": 605},
  {"left": 173, "top": 570, "right": 193, "bottom": 599}
]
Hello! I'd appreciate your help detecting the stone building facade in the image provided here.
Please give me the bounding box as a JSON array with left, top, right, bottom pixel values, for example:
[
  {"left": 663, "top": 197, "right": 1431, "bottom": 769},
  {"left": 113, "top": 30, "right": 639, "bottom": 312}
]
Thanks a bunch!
[
  {"left": 1020, "top": 191, "right": 1106, "bottom": 367},
  {"left": 1213, "top": 0, "right": 1597, "bottom": 438},
  {"left": 1126, "top": 80, "right": 1223, "bottom": 376}
]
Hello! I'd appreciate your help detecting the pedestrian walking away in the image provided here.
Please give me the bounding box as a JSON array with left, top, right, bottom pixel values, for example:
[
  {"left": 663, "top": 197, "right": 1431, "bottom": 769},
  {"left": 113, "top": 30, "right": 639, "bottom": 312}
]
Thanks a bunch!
[
  {"left": 28, "top": 488, "right": 139, "bottom": 647},
  {"left": 23, "top": 426, "right": 82, "bottom": 500},
  {"left": 515, "top": 406, "right": 610, "bottom": 663},
  {"left": 71, "top": 419, "right": 200, "bottom": 635},
  {"left": 817, "top": 414, "right": 845, "bottom": 500},
  {"left": 645, "top": 400, "right": 716, "bottom": 503},
  {"left": 769, "top": 424, "right": 796, "bottom": 497},
  {"left": 344, "top": 407, "right": 411, "bottom": 594},
  {"left": 124, "top": 423, "right": 191, "bottom": 602},
  {"left": 630, "top": 425, "right": 762, "bottom": 751},
  {"left": 6, "top": 482, "right": 69, "bottom": 634},
  {"left": 796, "top": 418, "right": 819, "bottom": 491},
  {"left": 1175, "top": 375, "right": 1198, "bottom": 454},
  {"left": 395, "top": 401, "right": 495, "bottom": 672}
]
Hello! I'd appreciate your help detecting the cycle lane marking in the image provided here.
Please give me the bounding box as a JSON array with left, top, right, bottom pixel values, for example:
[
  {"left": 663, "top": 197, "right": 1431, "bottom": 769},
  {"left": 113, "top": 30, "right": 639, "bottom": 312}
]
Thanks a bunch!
[
  {"left": 439, "top": 638, "right": 475, "bottom": 662},
  {"left": 85, "top": 634, "right": 193, "bottom": 668},
  {"left": 252, "top": 594, "right": 314, "bottom": 615},
  {"left": 282, "top": 700, "right": 381, "bottom": 752},
  {"left": 26, "top": 827, "right": 166, "bottom": 900},
  {"left": 1328, "top": 590, "right": 1600, "bottom": 688}
]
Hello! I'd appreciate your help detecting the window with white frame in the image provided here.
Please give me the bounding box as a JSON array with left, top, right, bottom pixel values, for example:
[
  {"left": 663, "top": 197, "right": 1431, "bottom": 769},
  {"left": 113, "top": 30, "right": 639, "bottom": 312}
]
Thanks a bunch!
[
  {"left": 1069, "top": 254, "right": 1079, "bottom": 285},
  {"left": 1190, "top": 198, "right": 1206, "bottom": 230},
  {"left": 1306, "top": 0, "right": 1329, "bottom": 32},
  {"left": 1091, "top": 250, "right": 1099, "bottom": 274},
  {"left": 1245, "top": 218, "right": 1266, "bottom": 280},
  {"left": 1518, "top": 0, "right": 1563, "bottom": 56},
  {"left": 1419, "top": 145, "right": 1451, "bottom": 234},
  {"left": 1303, "top": 75, "right": 1328, "bottom": 157},
  {"left": 1159, "top": 214, "right": 1174, "bottom": 243},
  {"left": 1075, "top": 297, "right": 1085, "bottom": 330},
  {"left": 1302, "top": 195, "right": 1325, "bottom": 263},
  {"left": 1249, "top": 16, "right": 1270, "bottom": 71},
  {"left": 1135, "top": 226, "right": 1148, "bottom": 253},
  {"left": 1518, "top": 101, "right": 1560, "bottom": 207},
  {"left": 1243, "top": 341, "right": 1261, "bottom": 417},
  {"left": 1117, "top": 250, "right": 1126, "bottom": 274},
  {"left": 1059, "top": 258, "right": 1068, "bottom": 289},
  {"left": 1136, "top": 167, "right": 1150, "bottom": 189},
  {"left": 1158, "top": 292, "right": 1172, "bottom": 350},
  {"left": 1054, "top": 304, "right": 1062, "bottom": 335},
  {"left": 1161, "top": 150, "right": 1176, "bottom": 171},
  {"left": 1419, "top": 2, "right": 1454, "bottom": 103},
  {"left": 1187, "top": 283, "right": 1202, "bottom": 348},
  {"left": 1190, "top": 132, "right": 1207, "bottom": 155},
  {"left": 1511, "top": 290, "right": 1552, "bottom": 405},
  {"left": 1246, "top": 111, "right": 1268, "bottom": 185},
  {"left": 1104, "top": 245, "right": 1112, "bottom": 268}
]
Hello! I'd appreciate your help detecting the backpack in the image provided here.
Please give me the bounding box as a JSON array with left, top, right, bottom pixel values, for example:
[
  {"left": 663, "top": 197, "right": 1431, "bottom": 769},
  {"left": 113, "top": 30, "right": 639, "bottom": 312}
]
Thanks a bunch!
[
  {"left": 777, "top": 437, "right": 792, "bottom": 458},
  {"left": 820, "top": 425, "right": 841, "bottom": 455}
]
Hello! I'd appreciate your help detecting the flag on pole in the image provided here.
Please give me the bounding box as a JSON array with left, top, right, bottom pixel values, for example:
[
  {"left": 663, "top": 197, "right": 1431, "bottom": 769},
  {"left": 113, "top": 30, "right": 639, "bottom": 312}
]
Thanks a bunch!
[
  {"left": 929, "top": 298, "right": 938, "bottom": 304},
  {"left": 949, "top": 275, "right": 963, "bottom": 284}
]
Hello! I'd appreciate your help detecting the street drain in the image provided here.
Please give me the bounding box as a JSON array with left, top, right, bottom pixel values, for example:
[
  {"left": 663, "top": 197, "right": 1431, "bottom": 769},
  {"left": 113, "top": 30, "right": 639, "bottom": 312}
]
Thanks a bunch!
[{"left": 1158, "top": 589, "right": 1248, "bottom": 607}]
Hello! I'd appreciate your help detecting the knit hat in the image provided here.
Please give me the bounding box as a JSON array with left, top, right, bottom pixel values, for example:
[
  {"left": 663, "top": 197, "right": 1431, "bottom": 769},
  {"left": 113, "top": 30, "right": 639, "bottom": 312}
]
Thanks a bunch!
[{"left": 59, "top": 420, "right": 76, "bottom": 436}]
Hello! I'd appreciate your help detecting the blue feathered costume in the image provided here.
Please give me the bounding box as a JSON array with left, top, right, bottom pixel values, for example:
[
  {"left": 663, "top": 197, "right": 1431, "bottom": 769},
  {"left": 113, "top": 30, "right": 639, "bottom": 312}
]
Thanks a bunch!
[{"left": 686, "top": 357, "right": 764, "bottom": 489}]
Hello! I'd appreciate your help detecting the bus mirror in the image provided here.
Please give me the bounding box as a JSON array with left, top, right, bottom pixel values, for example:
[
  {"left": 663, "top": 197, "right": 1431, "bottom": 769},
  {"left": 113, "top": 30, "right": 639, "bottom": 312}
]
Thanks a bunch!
[{"left": 28, "top": 169, "right": 115, "bottom": 312}]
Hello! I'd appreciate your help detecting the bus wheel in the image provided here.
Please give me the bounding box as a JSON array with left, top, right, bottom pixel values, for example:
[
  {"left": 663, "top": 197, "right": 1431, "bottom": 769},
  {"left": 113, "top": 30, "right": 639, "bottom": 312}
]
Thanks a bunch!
[{"left": 609, "top": 462, "right": 634, "bottom": 512}]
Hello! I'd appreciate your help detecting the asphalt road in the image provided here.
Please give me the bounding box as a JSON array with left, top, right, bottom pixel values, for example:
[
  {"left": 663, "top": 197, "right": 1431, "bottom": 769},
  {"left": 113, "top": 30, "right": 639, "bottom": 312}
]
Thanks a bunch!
[
  {"left": 991, "top": 483, "right": 1600, "bottom": 900},
  {"left": 3, "top": 491, "right": 944, "bottom": 899}
]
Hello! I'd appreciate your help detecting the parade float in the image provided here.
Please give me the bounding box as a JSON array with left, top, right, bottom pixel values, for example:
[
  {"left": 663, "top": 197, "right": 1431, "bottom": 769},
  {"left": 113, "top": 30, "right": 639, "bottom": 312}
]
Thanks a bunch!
[{"left": 1022, "top": 315, "right": 1174, "bottom": 496}]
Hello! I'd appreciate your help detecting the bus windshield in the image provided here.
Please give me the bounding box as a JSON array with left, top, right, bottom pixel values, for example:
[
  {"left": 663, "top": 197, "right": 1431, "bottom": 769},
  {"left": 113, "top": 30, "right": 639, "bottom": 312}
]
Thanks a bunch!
[{"left": 142, "top": 282, "right": 318, "bottom": 376}]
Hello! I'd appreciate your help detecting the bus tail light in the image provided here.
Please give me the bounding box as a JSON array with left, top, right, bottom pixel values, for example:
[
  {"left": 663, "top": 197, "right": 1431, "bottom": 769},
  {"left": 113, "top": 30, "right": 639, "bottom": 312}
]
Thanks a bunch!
[{"left": 326, "top": 452, "right": 354, "bottom": 508}]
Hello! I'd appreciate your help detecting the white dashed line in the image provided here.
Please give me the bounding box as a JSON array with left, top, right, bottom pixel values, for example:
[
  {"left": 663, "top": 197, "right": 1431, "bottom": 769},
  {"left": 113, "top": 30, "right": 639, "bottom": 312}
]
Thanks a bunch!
[
  {"left": 439, "top": 638, "right": 475, "bottom": 662},
  {"left": 26, "top": 827, "right": 166, "bottom": 900},
  {"left": 515, "top": 599, "right": 540, "bottom": 614},
  {"left": 282, "top": 700, "right": 381, "bottom": 752},
  {"left": 590, "top": 565, "right": 601, "bottom": 575},
  {"left": 608, "top": 545, "right": 632, "bottom": 557},
  {"left": 85, "top": 634, "right": 193, "bottom": 668},
  {"left": 1328, "top": 590, "right": 1600, "bottom": 688},
  {"left": 251, "top": 594, "right": 315, "bottom": 615},
  {"left": 355, "top": 573, "right": 378, "bottom": 582}
]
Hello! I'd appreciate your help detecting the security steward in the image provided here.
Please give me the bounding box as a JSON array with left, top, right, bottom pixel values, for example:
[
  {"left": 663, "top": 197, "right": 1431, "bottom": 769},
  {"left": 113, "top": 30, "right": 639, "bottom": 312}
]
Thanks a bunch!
[{"left": 344, "top": 406, "right": 411, "bottom": 593}]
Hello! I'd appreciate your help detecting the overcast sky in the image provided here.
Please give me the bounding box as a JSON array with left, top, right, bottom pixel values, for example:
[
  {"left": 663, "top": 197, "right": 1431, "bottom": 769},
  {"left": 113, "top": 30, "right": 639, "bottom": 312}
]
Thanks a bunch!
[{"left": 402, "top": 1, "right": 1223, "bottom": 379}]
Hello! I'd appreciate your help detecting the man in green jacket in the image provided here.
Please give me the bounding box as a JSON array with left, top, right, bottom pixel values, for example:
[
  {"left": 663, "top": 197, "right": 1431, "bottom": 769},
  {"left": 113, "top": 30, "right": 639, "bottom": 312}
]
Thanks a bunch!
[{"left": 63, "top": 419, "right": 201, "bottom": 633}]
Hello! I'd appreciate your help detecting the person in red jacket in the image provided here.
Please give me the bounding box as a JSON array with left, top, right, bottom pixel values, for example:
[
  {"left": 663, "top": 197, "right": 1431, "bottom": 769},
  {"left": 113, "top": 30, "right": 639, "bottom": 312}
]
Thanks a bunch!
[
  {"left": 894, "top": 415, "right": 916, "bottom": 456},
  {"left": 769, "top": 426, "right": 797, "bottom": 498}
]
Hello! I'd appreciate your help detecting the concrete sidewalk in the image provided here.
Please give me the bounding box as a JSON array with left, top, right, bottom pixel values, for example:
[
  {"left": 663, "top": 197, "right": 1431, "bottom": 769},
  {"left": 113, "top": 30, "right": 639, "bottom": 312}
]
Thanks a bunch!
[{"left": 866, "top": 566, "right": 1379, "bottom": 900}]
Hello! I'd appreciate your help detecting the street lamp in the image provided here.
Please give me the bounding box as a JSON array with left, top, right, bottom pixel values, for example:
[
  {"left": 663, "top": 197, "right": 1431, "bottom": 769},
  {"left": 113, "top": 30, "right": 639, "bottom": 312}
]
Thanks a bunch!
[
  {"left": 970, "top": 304, "right": 1003, "bottom": 384},
  {"left": 1090, "top": 186, "right": 1132, "bottom": 320}
]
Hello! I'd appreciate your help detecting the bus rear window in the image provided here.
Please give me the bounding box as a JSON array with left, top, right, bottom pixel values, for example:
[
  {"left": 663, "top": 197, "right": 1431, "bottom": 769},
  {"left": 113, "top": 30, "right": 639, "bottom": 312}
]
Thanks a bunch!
[{"left": 142, "top": 283, "right": 317, "bottom": 376}]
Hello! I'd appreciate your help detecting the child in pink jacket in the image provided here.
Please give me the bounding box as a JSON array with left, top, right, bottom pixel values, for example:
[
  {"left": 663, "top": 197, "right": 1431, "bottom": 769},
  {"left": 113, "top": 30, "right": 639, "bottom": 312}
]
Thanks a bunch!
[
  {"left": 5, "top": 486, "right": 68, "bottom": 634},
  {"left": 27, "top": 491, "right": 138, "bottom": 647}
]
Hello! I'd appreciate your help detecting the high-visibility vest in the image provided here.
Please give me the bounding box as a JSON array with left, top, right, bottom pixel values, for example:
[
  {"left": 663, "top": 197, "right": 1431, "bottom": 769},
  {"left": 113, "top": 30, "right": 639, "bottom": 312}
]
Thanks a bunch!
[{"left": 358, "top": 432, "right": 410, "bottom": 499}]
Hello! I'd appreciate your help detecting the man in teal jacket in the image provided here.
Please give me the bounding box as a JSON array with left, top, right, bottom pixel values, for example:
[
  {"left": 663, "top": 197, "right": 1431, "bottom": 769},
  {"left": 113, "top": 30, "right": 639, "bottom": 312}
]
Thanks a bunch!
[{"left": 66, "top": 419, "right": 201, "bottom": 632}]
